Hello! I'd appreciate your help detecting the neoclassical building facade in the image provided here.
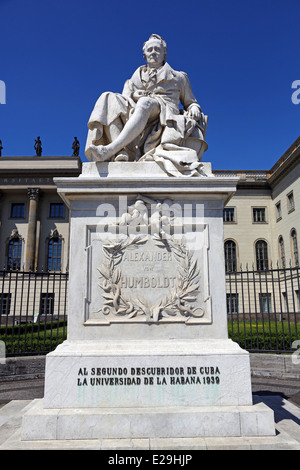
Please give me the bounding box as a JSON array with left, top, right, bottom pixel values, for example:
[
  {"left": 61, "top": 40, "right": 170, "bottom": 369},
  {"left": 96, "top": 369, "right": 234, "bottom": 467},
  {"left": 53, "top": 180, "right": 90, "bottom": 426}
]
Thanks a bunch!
[
  {"left": 0, "top": 156, "right": 82, "bottom": 272},
  {"left": 219, "top": 136, "right": 300, "bottom": 272}
]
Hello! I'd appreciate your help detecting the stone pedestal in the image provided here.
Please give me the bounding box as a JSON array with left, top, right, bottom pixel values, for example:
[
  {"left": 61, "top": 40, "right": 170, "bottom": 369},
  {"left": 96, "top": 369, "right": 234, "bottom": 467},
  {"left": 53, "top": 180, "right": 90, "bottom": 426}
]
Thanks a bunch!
[{"left": 21, "top": 162, "right": 275, "bottom": 441}]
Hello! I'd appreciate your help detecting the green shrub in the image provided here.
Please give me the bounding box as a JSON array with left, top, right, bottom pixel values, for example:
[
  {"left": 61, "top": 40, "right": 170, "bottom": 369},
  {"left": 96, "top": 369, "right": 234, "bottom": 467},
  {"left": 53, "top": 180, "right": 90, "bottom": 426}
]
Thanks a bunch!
[
  {"left": 0, "top": 320, "right": 67, "bottom": 355},
  {"left": 228, "top": 320, "right": 298, "bottom": 351}
]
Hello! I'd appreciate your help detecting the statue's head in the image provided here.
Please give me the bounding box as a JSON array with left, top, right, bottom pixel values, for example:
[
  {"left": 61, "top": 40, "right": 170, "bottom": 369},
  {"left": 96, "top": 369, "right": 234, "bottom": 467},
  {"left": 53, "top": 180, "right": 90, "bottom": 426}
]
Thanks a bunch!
[{"left": 143, "top": 34, "right": 167, "bottom": 65}]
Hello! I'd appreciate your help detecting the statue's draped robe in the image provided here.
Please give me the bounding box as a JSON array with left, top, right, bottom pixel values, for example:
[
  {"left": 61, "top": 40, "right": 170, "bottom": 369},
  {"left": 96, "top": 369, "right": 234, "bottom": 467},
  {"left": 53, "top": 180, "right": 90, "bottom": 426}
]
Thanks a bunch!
[{"left": 85, "top": 63, "right": 208, "bottom": 176}]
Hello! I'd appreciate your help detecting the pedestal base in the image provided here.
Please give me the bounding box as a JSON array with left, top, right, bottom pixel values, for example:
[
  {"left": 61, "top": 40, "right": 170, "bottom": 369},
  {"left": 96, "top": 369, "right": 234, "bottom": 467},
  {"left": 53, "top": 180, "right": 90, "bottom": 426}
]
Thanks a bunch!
[
  {"left": 22, "top": 398, "right": 275, "bottom": 441},
  {"left": 21, "top": 339, "right": 275, "bottom": 440}
]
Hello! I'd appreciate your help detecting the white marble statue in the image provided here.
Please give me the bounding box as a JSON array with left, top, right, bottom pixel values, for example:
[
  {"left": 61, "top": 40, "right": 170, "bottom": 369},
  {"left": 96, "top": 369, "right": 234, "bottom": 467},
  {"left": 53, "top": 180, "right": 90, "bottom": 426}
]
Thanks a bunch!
[{"left": 85, "top": 34, "right": 208, "bottom": 176}]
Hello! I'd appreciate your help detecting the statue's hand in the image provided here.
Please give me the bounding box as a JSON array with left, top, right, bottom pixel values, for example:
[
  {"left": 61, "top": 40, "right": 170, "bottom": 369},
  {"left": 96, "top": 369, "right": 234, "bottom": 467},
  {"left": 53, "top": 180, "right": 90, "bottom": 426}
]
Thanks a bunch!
[
  {"left": 187, "top": 105, "right": 201, "bottom": 121},
  {"left": 132, "top": 90, "right": 147, "bottom": 102}
]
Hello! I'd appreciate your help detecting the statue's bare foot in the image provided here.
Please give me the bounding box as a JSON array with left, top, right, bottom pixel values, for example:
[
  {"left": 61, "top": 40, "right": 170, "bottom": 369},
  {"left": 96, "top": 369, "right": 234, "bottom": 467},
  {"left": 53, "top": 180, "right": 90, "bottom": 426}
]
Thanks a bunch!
[
  {"left": 89, "top": 144, "right": 114, "bottom": 162},
  {"left": 114, "top": 150, "right": 129, "bottom": 162}
]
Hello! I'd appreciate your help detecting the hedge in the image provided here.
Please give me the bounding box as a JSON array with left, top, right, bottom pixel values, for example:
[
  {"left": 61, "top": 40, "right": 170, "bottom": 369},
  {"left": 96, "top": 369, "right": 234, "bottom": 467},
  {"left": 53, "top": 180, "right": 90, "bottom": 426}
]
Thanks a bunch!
[
  {"left": 228, "top": 320, "right": 299, "bottom": 352},
  {"left": 0, "top": 320, "right": 67, "bottom": 355}
]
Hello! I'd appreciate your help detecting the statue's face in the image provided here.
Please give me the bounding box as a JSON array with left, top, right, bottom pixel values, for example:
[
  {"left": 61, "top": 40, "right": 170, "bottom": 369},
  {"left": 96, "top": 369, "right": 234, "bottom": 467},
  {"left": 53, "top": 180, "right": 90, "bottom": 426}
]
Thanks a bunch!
[{"left": 144, "top": 38, "right": 165, "bottom": 67}]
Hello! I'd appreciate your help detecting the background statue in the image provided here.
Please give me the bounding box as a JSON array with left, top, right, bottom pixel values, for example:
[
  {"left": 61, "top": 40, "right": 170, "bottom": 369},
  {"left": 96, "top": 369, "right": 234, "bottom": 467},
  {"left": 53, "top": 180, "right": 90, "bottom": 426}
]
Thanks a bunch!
[
  {"left": 34, "top": 136, "right": 42, "bottom": 156},
  {"left": 72, "top": 136, "right": 80, "bottom": 156},
  {"left": 85, "top": 34, "right": 208, "bottom": 176}
]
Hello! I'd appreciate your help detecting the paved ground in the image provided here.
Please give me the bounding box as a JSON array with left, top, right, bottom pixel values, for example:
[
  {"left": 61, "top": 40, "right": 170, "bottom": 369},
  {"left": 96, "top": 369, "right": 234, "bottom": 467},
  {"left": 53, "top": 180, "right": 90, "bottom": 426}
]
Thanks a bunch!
[
  {"left": 251, "top": 376, "right": 300, "bottom": 407},
  {"left": 0, "top": 378, "right": 44, "bottom": 406}
]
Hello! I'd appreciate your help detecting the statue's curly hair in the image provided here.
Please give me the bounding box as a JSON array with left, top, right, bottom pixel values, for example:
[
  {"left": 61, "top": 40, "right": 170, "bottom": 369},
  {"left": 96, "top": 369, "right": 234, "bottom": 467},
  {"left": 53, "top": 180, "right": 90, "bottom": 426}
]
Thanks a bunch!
[{"left": 143, "top": 34, "right": 167, "bottom": 62}]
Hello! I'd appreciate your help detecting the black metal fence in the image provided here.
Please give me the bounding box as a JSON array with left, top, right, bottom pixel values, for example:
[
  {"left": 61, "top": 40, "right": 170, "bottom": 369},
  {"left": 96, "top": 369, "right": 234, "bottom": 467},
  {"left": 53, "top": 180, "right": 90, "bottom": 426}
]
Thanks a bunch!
[
  {"left": 0, "top": 266, "right": 299, "bottom": 356},
  {"left": 0, "top": 269, "right": 68, "bottom": 356},
  {"left": 226, "top": 264, "right": 300, "bottom": 353}
]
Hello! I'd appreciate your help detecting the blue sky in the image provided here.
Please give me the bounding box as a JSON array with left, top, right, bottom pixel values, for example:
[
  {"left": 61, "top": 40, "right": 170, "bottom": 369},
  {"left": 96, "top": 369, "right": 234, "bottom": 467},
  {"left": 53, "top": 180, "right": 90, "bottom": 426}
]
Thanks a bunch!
[{"left": 0, "top": 0, "right": 299, "bottom": 169}]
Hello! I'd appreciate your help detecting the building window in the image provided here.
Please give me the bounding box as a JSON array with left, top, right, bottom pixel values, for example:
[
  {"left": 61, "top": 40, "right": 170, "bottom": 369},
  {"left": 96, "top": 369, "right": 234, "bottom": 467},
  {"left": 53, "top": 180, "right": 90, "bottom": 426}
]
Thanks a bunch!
[
  {"left": 224, "top": 240, "right": 237, "bottom": 272},
  {"left": 291, "top": 229, "right": 299, "bottom": 266},
  {"left": 47, "top": 234, "right": 62, "bottom": 271},
  {"left": 287, "top": 191, "right": 295, "bottom": 213},
  {"left": 223, "top": 207, "right": 235, "bottom": 223},
  {"left": 39, "top": 293, "right": 54, "bottom": 316},
  {"left": 282, "top": 292, "right": 288, "bottom": 312},
  {"left": 49, "top": 203, "right": 64, "bottom": 218},
  {"left": 255, "top": 240, "right": 269, "bottom": 270},
  {"left": 226, "top": 293, "right": 239, "bottom": 314},
  {"left": 259, "top": 293, "right": 272, "bottom": 314},
  {"left": 276, "top": 201, "right": 282, "bottom": 220},
  {"left": 278, "top": 236, "right": 285, "bottom": 268},
  {"left": 0, "top": 293, "right": 11, "bottom": 315},
  {"left": 10, "top": 203, "right": 25, "bottom": 218},
  {"left": 253, "top": 208, "right": 266, "bottom": 223},
  {"left": 7, "top": 236, "right": 22, "bottom": 270}
]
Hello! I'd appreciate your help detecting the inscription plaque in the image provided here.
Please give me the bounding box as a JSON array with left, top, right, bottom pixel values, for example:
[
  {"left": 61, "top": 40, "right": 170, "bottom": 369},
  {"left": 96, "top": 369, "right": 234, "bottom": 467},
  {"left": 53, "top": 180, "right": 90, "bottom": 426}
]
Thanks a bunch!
[{"left": 84, "top": 227, "right": 211, "bottom": 324}]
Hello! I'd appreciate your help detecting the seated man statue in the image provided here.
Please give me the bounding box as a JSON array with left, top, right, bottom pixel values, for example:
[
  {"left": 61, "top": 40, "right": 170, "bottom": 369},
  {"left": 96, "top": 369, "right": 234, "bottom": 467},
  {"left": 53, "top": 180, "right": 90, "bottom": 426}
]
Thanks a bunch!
[{"left": 85, "top": 34, "right": 208, "bottom": 176}]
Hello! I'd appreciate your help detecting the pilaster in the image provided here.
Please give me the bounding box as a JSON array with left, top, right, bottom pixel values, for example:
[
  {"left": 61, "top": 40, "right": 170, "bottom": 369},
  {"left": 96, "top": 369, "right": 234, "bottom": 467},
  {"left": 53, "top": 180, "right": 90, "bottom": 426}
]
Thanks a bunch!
[{"left": 25, "top": 187, "right": 40, "bottom": 271}]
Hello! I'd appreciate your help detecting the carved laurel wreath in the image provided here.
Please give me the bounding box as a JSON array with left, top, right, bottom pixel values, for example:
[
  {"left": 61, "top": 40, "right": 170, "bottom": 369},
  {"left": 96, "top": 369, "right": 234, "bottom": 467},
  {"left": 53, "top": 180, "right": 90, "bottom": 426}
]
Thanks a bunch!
[{"left": 97, "top": 233, "right": 204, "bottom": 322}]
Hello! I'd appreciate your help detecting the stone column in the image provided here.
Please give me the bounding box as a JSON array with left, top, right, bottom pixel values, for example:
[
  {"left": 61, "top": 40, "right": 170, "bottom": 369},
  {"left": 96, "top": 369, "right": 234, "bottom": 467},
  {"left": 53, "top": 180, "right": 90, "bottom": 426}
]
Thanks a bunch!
[{"left": 25, "top": 188, "right": 40, "bottom": 271}]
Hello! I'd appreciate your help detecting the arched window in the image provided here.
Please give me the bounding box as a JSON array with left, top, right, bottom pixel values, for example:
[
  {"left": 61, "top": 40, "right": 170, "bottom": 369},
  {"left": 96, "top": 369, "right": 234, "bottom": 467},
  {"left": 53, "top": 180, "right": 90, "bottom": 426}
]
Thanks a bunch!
[
  {"left": 255, "top": 240, "right": 269, "bottom": 271},
  {"left": 291, "top": 229, "right": 299, "bottom": 266},
  {"left": 7, "top": 231, "right": 22, "bottom": 270},
  {"left": 278, "top": 236, "right": 285, "bottom": 268},
  {"left": 47, "top": 230, "right": 62, "bottom": 271},
  {"left": 224, "top": 240, "right": 237, "bottom": 272}
]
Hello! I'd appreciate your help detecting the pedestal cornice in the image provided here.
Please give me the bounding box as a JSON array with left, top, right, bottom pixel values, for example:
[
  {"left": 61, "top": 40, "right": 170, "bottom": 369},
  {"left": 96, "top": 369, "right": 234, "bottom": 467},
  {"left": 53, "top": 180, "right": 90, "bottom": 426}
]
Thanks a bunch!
[{"left": 54, "top": 162, "right": 239, "bottom": 207}]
